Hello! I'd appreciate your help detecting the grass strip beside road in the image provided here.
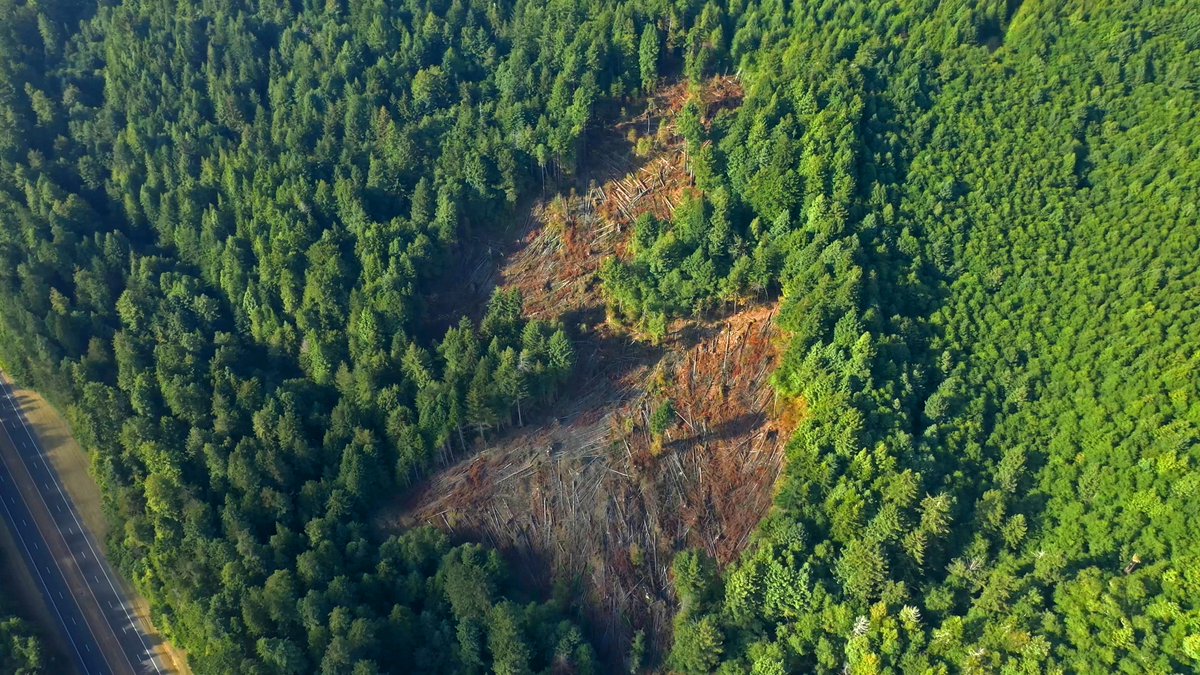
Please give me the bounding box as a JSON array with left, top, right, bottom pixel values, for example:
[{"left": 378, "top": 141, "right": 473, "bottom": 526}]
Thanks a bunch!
[{"left": 1, "top": 377, "right": 191, "bottom": 674}]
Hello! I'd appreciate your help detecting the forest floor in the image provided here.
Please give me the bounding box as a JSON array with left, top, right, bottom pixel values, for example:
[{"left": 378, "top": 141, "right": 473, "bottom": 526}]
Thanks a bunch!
[{"left": 378, "top": 77, "right": 796, "bottom": 660}]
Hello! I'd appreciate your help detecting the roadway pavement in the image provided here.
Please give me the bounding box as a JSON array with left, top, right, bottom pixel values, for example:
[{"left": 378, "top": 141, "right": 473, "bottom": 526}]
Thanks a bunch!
[{"left": 0, "top": 371, "right": 167, "bottom": 674}]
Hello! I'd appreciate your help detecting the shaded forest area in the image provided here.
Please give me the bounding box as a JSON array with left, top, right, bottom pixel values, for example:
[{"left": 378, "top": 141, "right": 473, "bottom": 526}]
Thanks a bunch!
[
  {"left": 0, "top": 0, "right": 723, "bottom": 671},
  {"left": 0, "top": 587, "right": 44, "bottom": 673},
  {"left": 1, "top": 0, "right": 1198, "bottom": 673}
]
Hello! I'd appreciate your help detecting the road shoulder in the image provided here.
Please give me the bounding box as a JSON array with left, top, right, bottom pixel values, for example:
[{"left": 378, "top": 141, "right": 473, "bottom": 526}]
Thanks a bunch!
[{"left": 2, "top": 377, "right": 191, "bottom": 675}]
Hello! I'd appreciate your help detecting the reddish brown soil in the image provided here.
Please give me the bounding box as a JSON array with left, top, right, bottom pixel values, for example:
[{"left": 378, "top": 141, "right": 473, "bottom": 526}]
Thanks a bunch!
[{"left": 378, "top": 78, "right": 792, "bottom": 663}]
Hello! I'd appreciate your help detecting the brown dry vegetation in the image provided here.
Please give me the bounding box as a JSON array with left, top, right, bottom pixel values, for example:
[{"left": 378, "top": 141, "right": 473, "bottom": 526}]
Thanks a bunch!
[
  {"left": 419, "top": 77, "right": 741, "bottom": 331},
  {"left": 378, "top": 78, "right": 791, "bottom": 659}
]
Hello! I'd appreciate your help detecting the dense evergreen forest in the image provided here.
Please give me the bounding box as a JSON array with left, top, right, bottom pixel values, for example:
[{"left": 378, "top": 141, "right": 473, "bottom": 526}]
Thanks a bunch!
[{"left": 0, "top": 0, "right": 1197, "bottom": 672}]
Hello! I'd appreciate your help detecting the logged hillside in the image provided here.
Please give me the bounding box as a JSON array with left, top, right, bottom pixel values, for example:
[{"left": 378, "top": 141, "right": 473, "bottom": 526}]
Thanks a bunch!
[
  {"left": 1, "top": 0, "right": 1198, "bottom": 673},
  {"left": 634, "top": 1, "right": 1200, "bottom": 673},
  {"left": 382, "top": 80, "right": 793, "bottom": 658}
]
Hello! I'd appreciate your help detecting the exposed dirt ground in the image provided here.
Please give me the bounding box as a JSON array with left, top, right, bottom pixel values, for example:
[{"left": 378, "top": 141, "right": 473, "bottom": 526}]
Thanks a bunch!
[
  {"left": 379, "top": 78, "right": 795, "bottom": 662},
  {"left": 419, "top": 77, "right": 743, "bottom": 333}
]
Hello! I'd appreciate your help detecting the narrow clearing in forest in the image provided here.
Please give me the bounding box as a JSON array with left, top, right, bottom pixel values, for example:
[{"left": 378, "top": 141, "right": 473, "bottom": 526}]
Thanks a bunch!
[{"left": 379, "top": 78, "right": 793, "bottom": 658}]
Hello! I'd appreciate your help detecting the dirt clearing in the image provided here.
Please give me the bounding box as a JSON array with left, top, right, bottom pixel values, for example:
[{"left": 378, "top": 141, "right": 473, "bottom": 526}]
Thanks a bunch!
[{"left": 378, "top": 78, "right": 793, "bottom": 663}]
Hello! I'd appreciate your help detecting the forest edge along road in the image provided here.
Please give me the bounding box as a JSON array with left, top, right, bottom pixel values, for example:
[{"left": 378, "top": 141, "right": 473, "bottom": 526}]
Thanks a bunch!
[
  {"left": 0, "top": 370, "right": 169, "bottom": 674},
  {"left": 0, "top": 371, "right": 164, "bottom": 674}
]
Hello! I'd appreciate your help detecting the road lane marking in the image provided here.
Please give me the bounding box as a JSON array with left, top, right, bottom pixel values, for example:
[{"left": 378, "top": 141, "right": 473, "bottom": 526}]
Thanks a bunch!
[
  {"left": 1, "top": 373, "right": 161, "bottom": 674},
  {"left": 0, "top": 381, "right": 116, "bottom": 675},
  {"left": 0, "top": 493, "right": 87, "bottom": 671}
]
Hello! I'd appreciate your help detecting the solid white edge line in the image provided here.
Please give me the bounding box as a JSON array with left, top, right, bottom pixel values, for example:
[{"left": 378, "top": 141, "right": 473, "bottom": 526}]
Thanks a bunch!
[
  {"left": 0, "top": 439, "right": 92, "bottom": 672},
  {"left": 0, "top": 376, "right": 120, "bottom": 675},
  {"left": 3, "top": 373, "right": 166, "bottom": 674}
]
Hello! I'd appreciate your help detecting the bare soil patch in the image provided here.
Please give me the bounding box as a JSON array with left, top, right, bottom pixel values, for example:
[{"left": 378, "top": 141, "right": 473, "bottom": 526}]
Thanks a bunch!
[
  {"left": 379, "top": 78, "right": 793, "bottom": 663},
  {"left": 419, "top": 77, "right": 743, "bottom": 332}
]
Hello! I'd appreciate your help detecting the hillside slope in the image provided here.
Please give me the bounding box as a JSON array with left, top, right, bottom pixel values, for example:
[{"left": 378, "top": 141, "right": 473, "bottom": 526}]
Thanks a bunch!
[
  {"left": 0, "top": 0, "right": 1197, "bottom": 672},
  {"left": 648, "top": 1, "right": 1200, "bottom": 672}
]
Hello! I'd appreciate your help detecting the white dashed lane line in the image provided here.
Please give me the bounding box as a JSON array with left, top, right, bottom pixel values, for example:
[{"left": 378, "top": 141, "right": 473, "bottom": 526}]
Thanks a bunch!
[
  {"left": 14, "top": 380, "right": 167, "bottom": 674},
  {"left": 0, "top": 378, "right": 117, "bottom": 674}
]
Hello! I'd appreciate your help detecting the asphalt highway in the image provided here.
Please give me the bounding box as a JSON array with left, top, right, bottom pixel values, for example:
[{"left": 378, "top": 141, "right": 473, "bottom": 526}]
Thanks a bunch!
[{"left": 0, "top": 372, "right": 166, "bottom": 674}]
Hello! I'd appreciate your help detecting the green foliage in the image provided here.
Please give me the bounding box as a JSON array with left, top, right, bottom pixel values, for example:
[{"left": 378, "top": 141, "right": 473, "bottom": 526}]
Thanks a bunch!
[
  {"left": 673, "top": 549, "right": 720, "bottom": 615},
  {"left": 668, "top": 615, "right": 723, "bottom": 674},
  {"left": 0, "top": 578, "right": 43, "bottom": 674},
  {"left": 649, "top": 399, "right": 675, "bottom": 437},
  {"left": 0, "top": 0, "right": 639, "bottom": 669},
  {"left": 597, "top": 0, "right": 1200, "bottom": 672},
  {"left": 639, "top": 25, "right": 660, "bottom": 94},
  {"left": 2, "top": 0, "right": 1198, "bottom": 671},
  {"left": 627, "top": 629, "right": 646, "bottom": 673},
  {"left": 677, "top": 99, "right": 704, "bottom": 151},
  {"left": 0, "top": 614, "right": 43, "bottom": 674}
]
